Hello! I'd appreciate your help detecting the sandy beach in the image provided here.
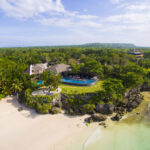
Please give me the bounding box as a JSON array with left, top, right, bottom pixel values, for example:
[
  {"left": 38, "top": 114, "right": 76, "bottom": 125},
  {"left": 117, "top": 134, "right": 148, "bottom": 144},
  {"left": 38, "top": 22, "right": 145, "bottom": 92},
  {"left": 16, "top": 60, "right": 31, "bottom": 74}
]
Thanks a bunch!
[{"left": 0, "top": 96, "right": 97, "bottom": 150}]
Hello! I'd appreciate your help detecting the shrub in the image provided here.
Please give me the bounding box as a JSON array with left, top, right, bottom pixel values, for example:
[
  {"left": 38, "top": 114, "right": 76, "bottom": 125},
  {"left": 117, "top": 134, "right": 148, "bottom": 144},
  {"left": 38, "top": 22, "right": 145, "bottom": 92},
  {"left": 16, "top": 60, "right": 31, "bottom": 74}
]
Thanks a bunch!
[
  {"left": 51, "top": 107, "right": 62, "bottom": 114},
  {"left": 0, "top": 94, "right": 5, "bottom": 100},
  {"left": 81, "top": 104, "right": 95, "bottom": 114},
  {"left": 36, "top": 103, "right": 52, "bottom": 114}
]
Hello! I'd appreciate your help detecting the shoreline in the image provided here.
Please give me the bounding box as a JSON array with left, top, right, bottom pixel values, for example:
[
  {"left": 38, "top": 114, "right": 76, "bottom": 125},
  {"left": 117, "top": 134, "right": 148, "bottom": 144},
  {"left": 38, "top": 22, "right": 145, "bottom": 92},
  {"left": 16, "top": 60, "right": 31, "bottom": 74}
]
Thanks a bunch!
[
  {"left": 0, "top": 92, "right": 149, "bottom": 150},
  {"left": 0, "top": 96, "right": 99, "bottom": 150}
]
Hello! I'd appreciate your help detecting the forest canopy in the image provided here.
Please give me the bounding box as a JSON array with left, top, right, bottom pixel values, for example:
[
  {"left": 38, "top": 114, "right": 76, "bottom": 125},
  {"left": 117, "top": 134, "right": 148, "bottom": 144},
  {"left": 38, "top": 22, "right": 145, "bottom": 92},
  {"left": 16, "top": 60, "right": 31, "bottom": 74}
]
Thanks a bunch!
[{"left": 0, "top": 47, "right": 150, "bottom": 105}]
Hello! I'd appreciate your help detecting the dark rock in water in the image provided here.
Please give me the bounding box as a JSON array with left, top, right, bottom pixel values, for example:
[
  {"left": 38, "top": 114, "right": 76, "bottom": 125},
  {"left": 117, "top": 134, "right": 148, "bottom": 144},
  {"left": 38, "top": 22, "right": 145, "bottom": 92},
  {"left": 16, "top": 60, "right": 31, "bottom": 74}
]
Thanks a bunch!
[
  {"left": 111, "top": 114, "right": 122, "bottom": 121},
  {"left": 91, "top": 113, "right": 107, "bottom": 122},
  {"left": 96, "top": 104, "right": 115, "bottom": 114}
]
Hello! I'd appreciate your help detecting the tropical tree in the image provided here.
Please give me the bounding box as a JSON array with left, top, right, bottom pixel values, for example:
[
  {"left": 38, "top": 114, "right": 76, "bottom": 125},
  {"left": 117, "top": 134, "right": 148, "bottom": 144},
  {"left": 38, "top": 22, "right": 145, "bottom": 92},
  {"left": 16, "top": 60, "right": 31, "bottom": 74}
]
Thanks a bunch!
[
  {"left": 42, "top": 71, "right": 61, "bottom": 91},
  {"left": 10, "top": 79, "right": 23, "bottom": 94},
  {"left": 102, "top": 78, "right": 126, "bottom": 103},
  {"left": 121, "top": 72, "right": 144, "bottom": 88}
]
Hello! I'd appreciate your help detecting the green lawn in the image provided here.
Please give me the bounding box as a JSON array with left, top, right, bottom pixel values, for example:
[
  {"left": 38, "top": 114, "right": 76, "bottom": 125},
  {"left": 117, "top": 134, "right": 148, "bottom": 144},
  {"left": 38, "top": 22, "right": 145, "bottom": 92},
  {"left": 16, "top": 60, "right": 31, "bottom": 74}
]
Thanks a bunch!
[{"left": 59, "top": 81, "right": 103, "bottom": 94}]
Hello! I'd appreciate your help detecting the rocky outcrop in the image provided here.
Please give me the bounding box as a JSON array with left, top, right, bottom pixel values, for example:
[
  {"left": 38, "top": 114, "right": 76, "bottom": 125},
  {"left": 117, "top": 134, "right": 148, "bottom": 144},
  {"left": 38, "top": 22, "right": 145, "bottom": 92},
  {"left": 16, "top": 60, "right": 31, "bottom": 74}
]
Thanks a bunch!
[
  {"left": 85, "top": 114, "right": 106, "bottom": 123},
  {"left": 111, "top": 114, "right": 122, "bottom": 121},
  {"left": 123, "top": 87, "right": 144, "bottom": 112},
  {"left": 96, "top": 104, "right": 115, "bottom": 114},
  {"left": 61, "top": 87, "right": 144, "bottom": 122},
  {"left": 91, "top": 113, "right": 107, "bottom": 122},
  {"left": 51, "top": 94, "right": 62, "bottom": 108}
]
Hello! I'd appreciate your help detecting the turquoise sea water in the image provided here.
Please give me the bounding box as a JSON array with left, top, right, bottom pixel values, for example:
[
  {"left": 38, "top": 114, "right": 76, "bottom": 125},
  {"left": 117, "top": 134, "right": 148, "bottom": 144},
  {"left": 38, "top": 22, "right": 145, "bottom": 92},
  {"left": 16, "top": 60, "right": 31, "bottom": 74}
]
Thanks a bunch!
[
  {"left": 66, "top": 121, "right": 150, "bottom": 150},
  {"left": 66, "top": 95, "right": 150, "bottom": 150},
  {"left": 84, "top": 122, "right": 150, "bottom": 150}
]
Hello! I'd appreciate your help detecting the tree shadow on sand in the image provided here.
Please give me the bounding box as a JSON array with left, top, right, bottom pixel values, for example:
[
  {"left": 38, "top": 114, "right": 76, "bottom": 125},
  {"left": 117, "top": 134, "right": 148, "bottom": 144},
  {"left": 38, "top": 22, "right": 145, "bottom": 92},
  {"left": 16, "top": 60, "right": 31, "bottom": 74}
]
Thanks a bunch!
[{"left": 6, "top": 96, "right": 39, "bottom": 119}]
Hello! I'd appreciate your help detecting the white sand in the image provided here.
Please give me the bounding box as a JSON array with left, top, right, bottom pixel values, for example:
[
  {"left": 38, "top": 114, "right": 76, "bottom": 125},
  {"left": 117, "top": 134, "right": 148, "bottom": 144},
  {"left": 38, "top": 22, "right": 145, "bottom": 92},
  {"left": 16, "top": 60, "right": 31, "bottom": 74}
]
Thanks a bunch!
[{"left": 0, "top": 96, "right": 95, "bottom": 150}]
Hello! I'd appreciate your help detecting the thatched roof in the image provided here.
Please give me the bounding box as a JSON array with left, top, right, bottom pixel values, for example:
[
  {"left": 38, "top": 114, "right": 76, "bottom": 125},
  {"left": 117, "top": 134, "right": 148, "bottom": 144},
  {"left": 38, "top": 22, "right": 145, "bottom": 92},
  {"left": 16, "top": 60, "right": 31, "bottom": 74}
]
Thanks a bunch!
[{"left": 46, "top": 63, "right": 71, "bottom": 74}]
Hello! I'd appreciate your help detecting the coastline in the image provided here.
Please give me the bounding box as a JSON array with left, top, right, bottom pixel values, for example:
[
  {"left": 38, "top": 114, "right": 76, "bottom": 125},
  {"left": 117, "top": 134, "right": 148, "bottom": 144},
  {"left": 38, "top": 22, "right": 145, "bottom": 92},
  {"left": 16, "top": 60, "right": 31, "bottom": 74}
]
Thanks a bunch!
[
  {"left": 64, "top": 92, "right": 150, "bottom": 150},
  {"left": 0, "top": 96, "right": 99, "bottom": 150},
  {"left": 0, "top": 92, "right": 149, "bottom": 150}
]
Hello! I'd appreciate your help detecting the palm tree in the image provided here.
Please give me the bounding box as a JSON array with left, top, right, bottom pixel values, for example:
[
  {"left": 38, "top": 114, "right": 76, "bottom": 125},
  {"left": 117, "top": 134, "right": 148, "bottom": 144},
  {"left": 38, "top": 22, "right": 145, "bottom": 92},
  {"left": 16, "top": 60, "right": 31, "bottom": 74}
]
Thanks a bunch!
[{"left": 10, "top": 80, "right": 23, "bottom": 95}]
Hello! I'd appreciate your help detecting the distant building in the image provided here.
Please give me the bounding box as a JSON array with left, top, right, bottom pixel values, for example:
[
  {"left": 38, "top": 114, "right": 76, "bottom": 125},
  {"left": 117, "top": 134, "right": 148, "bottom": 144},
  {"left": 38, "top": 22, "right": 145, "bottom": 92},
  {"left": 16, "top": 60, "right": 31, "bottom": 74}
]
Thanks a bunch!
[{"left": 128, "top": 49, "right": 144, "bottom": 58}]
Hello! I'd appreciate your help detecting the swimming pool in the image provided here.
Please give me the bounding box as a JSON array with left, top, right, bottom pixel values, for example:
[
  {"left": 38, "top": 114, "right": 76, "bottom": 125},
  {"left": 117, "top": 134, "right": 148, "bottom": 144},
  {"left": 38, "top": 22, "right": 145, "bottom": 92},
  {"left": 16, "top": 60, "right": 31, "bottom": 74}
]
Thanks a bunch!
[
  {"left": 37, "top": 80, "right": 43, "bottom": 85},
  {"left": 37, "top": 78, "right": 97, "bottom": 86},
  {"left": 62, "top": 78, "right": 97, "bottom": 86}
]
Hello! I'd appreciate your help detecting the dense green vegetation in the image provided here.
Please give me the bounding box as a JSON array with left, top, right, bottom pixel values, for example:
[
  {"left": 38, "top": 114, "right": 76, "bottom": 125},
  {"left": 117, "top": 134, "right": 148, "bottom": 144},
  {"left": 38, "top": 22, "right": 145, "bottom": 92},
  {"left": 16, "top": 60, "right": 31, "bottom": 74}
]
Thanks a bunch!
[
  {"left": 1, "top": 46, "right": 150, "bottom": 114},
  {"left": 41, "top": 71, "right": 61, "bottom": 91},
  {"left": 19, "top": 89, "right": 59, "bottom": 114}
]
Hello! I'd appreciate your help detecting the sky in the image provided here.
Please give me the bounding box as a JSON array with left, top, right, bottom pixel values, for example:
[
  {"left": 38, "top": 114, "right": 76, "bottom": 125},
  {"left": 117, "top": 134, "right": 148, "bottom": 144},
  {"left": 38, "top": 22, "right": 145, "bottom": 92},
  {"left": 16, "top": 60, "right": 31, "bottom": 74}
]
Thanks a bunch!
[{"left": 0, "top": 0, "right": 150, "bottom": 47}]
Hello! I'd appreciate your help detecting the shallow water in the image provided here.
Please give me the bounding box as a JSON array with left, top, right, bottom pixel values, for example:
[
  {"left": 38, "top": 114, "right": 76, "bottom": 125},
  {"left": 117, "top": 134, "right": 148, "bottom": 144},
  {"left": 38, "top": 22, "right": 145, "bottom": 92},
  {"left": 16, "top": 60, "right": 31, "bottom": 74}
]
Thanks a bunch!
[
  {"left": 66, "top": 92, "right": 150, "bottom": 150},
  {"left": 84, "top": 122, "right": 150, "bottom": 150}
]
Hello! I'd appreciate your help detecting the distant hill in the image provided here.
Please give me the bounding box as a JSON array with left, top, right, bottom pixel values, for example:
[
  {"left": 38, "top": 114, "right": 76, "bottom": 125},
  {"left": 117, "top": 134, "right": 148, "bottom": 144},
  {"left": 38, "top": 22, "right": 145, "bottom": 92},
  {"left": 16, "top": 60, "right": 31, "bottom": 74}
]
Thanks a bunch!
[
  {"left": 79, "top": 43, "right": 136, "bottom": 48},
  {"left": 34, "top": 43, "right": 137, "bottom": 49},
  {"left": 0, "top": 43, "right": 137, "bottom": 49}
]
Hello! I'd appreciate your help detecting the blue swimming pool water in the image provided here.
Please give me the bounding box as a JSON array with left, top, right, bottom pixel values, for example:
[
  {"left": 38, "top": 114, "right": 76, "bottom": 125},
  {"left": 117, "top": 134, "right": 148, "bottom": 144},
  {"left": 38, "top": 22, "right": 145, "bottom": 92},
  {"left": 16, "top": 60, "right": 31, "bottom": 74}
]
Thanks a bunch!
[
  {"left": 37, "top": 80, "right": 43, "bottom": 85},
  {"left": 62, "top": 78, "right": 97, "bottom": 86},
  {"left": 37, "top": 79, "right": 97, "bottom": 86}
]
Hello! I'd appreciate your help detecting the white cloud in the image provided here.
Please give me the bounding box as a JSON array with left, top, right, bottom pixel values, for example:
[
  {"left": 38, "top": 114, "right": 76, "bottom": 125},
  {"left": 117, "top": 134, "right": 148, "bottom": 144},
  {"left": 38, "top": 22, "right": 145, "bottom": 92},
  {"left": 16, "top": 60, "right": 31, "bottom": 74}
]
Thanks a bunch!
[
  {"left": 110, "top": 0, "right": 120, "bottom": 4},
  {"left": 0, "top": 0, "right": 65, "bottom": 18},
  {"left": 0, "top": 0, "right": 101, "bottom": 28},
  {"left": 105, "top": 12, "right": 150, "bottom": 24},
  {"left": 1, "top": 0, "right": 150, "bottom": 46},
  {"left": 77, "top": 15, "right": 98, "bottom": 20},
  {"left": 104, "top": 1, "right": 150, "bottom": 33},
  {"left": 118, "top": 2, "right": 150, "bottom": 11},
  {"left": 38, "top": 17, "right": 101, "bottom": 28}
]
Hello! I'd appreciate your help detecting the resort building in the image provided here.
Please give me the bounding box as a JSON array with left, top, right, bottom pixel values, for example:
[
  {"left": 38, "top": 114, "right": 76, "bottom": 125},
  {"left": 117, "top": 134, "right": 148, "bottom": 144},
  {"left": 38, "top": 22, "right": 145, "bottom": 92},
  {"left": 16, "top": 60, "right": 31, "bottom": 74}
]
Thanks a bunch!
[
  {"left": 29, "top": 63, "right": 48, "bottom": 75},
  {"left": 28, "top": 63, "right": 71, "bottom": 75},
  {"left": 128, "top": 49, "right": 144, "bottom": 58},
  {"left": 46, "top": 64, "right": 71, "bottom": 74}
]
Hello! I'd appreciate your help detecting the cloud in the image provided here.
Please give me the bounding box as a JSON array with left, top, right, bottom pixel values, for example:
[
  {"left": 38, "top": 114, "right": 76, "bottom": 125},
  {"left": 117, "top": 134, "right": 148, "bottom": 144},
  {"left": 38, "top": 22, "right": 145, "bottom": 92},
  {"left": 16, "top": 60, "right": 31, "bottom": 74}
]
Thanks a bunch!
[
  {"left": 109, "top": 0, "right": 121, "bottom": 4},
  {"left": 38, "top": 16, "right": 101, "bottom": 28},
  {"left": 0, "top": 0, "right": 101, "bottom": 28},
  {"left": 105, "top": 13, "right": 150, "bottom": 24},
  {"left": 0, "top": 0, "right": 65, "bottom": 18},
  {"left": 104, "top": 0, "right": 150, "bottom": 33},
  {"left": 1, "top": 0, "right": 150, "bottom": 47},
  {"left": 118, "top": 2, "right": 150, "bottom": 11},
  {"left": 77, "top": 15, "right": 99, "bottom": 20}
]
